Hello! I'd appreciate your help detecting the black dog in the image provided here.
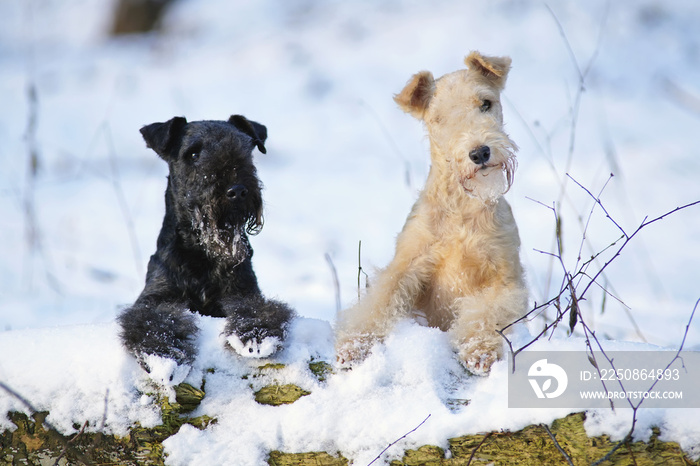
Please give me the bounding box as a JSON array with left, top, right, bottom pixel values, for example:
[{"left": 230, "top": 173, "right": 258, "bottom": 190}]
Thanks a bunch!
[{"left": 118, "top": 115, "right": 294, "bottom": 377}]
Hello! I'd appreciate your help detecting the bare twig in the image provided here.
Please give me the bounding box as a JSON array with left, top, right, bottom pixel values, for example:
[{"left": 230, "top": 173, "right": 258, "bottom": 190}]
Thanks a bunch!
[
  {"left": 500, "top": 196, "right": 699, "bottom": 357},
  {"left": 22, "top": 81, "right": 61, "bottom": 293},
  {"left": 357, "top": 240, "right": 369, "bottom": 301},
  {"left": 499, "top": 8, "right": 693, "bottom": 464},
  {"left": 23, "top": 82, "right": 40, "bottom": 270},
  {"left": 533, "top": 3, "right": 608, "bottom": 313},
  {"left": 100, "top": 389, "right": 110, "bottom": 430},
  {"left": 52, "top": 420, "right": 89, "bottom": 466},
  {"left": 0, "top": 381, "right": 59, "bottom": 432},
  {"left": 465, "top": 432, "right": 493, "bottom": 466},
  {"left": 367, "top": 414, "right": 431, "bottom": 466},
  {"left": 545, "top": 1, "right": 608, "bottom": 172},
  {"left": 662, "top": 77, "right": 700, "bottom": 117},
  {"left": 591, "top": 423, "right": 635, "bottom": 466},
  {"left": 103, "top": 123, "right": 144, "bottom": 278},
  {"left": 578, "top": 200, "right": 700, "bottom": 303},
  {"left": 325, "top": 253, "right": 341, "bottom": 313},
  {"left": 359, "top": 100, "right": 412, "bottom": 189},
  {"left": 543, "top": 423, "right": 574, "bottom": 466},
  {"left": 568, "top": 174, "right": 626, "bottom": 238},
  {"left": 84, "top": 389, "right": 110, "bottom": 459}
]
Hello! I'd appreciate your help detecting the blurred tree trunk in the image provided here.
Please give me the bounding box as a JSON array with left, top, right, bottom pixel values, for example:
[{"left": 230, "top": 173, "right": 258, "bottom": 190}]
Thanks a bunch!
[{"left": 111, "top": 0, "right": 176, "bottom": 35}]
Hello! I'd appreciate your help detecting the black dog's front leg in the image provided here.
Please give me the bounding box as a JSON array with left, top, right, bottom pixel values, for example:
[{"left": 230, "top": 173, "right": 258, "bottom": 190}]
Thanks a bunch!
[
  {"left": 117, "top": 297, "right": 199, "bottom": 384},
  {"left": 222, "top": 294, "right": 295, "bottom": 358}
]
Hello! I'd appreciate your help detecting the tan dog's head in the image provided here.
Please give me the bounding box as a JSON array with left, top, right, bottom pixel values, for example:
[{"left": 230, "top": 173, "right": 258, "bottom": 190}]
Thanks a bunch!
[{"left": 395, "top": 52, "right": 518, "bottom": 203}]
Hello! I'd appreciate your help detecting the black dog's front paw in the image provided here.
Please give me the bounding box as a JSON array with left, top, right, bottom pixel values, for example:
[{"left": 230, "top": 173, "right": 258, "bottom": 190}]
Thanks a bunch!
[
  {"left": 225, "top": 330, "right": 283, "bottom": 358},
  {"left": 118, "top": 301, "right": 200, "bottom": 366},
  {"left": 138, "top": 353, "right": 192, "bottom": 386},
  {"left": 222, "top": 295, "right": 294, "bottom": 358}
]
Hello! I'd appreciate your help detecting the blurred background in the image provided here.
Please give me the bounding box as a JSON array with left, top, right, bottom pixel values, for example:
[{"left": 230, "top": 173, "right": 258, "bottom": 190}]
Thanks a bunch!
[{"left": 1, "top": 0, "right": 699, "bottom": 348}]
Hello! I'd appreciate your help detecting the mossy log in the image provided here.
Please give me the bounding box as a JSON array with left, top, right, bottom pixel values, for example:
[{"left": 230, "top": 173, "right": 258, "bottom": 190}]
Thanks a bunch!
[
  {"left": 267, "top": 413, "right": 698, "bottom": 466},
  {"left": 268, "top": 450, "right": 349, "bottom": 466},
  {"left": 3, "top": 382, "right": 698, "bottom": 466},
  {"left": 389, "top": 412, "right": 697, "bottom": 466},
  {"left": 0, "top": 383, "right": 211, "bottom": 466}
]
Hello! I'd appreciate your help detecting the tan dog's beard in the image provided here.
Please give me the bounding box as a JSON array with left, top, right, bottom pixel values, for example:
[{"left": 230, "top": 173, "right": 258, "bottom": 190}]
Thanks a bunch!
[{"left": 455, "top": 149, "right": 516, "bottom": 203}]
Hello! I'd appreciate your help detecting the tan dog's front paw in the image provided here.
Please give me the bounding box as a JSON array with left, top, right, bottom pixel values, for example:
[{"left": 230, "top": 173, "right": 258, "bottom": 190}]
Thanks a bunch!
[
  {"left": 336, "top": 334, "right": 376, "bottom": 368},
  {"left": 461, "top": 349, "right": 498, "bottom": 376}
]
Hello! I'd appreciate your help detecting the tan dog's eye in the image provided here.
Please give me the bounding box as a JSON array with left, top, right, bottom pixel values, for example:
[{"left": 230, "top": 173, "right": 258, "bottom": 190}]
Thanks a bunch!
[{"left": 480, "top": 99, "right": 492, "bottom": 112}]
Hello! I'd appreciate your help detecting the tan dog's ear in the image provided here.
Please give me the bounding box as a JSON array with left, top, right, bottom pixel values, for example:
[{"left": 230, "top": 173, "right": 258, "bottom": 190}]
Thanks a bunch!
[
  {"left": 394, "top": 71, "right": 435, "bottom": 120},
  {"left": 465, "top": 52, "right": 511, "bottom": 89}
]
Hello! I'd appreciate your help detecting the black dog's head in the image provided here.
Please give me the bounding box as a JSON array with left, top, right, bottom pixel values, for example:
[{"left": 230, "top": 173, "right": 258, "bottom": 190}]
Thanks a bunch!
[{"left": 141, "top": 115, "right": 267, "bottom": 262}]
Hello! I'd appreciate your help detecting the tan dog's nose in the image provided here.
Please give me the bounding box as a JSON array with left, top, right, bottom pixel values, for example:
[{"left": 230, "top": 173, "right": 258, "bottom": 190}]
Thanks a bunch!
[{"left": 469, "top": 145, "right": 491, "bottom": 165}]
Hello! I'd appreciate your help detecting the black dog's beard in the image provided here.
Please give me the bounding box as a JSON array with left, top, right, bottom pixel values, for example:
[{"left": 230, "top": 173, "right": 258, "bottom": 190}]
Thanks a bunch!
[{"left": 190, "top": 205, "right": 250, "bottom": 266}]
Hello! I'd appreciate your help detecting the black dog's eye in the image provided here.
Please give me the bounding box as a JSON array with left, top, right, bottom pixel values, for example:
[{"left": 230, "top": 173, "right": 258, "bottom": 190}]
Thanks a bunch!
[
  {"left": 480, "top": 99, "right": 492, "bottom": 112},
  {"left": 184, "top": 143, "right": 202, "bottom": 163}
]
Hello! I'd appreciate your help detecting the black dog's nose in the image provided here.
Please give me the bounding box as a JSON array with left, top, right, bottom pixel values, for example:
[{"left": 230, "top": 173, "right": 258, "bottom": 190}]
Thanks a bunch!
[
  {"left": 227, "top": 184, "right": 248, "bottom": 200},
  {"left": 469, "top": 145, "right": 491, "bottom": 165}
]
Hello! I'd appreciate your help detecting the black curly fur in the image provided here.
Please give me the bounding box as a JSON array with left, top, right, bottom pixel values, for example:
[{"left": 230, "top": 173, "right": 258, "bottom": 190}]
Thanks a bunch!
[
  {"left": 118, "top": 115, "right": 295, "bottom": 366},
  {"left": 222, "top": 295, "right": 295, "bottom": 346}
]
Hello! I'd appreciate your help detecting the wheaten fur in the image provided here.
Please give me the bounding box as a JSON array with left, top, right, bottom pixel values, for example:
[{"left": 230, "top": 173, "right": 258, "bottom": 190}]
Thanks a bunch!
[{"left": 336, "top": 51, "right": 528, "bottom": 374}]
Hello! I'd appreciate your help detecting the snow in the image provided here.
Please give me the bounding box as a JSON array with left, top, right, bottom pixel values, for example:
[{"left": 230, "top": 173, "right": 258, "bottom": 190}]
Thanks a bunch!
[{"left": 1, "top": 0, "right": 700, "bottom": 464}]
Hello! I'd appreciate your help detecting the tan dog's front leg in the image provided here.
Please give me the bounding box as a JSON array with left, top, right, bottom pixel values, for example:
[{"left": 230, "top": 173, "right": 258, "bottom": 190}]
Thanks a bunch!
[
  {"left": 336, "top": 213, "right": 434, "bottom": 364},
  {"left": 449, "top": 285, "right": 528, "bottom": 375}
]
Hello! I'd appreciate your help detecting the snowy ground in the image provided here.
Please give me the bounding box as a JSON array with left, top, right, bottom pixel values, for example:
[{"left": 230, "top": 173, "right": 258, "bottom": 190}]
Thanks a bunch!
[{"left": 1, "top": 0, "right": 700, "bottom": 464}]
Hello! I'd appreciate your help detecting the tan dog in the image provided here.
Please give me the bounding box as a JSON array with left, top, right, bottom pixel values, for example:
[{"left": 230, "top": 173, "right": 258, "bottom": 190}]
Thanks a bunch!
[{"left": 336, "top": 52, "right": 528, "bottom": 375}]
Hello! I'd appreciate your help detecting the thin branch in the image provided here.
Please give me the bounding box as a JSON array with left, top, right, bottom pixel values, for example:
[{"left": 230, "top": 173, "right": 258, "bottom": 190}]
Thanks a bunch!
[
  {"left": 359, "top": 100, "right": 412, "bottom": 190},
  {"left": 466, "top": 432, "right": 493, "bottom": 466},
  {"left": 579, "top": 200, "right": 700, "bottom": 301},
  {"left": 104, "top": 123, "right": 144, "bottom": 278},
  {"left": 358, "top": 240, "right": 369, "bottom": 301},
  {"left": 583, "top": 298, "right": 698, "bottom": 465},
  {"left": 367, "top": 414, "right": 431, "bottom": 466},
  {"left": 525, "top": 196, "right": 556, "bottom": 212},
  {"left": 545, "top": 4, "right": 583, "bottom": 81},
  {"left": 502, "top": 195, "right": 699, "bottom": 375},
  {"left": 324, "top": 253, "right": 341, "bottom": 313},
  {"left": 543, "top": 423, "right": 574, "bottom": 466},
  {"left": 591, "top": 423, "right": 635, "bottom": 466},
  {"left": 630, "top": 297, "right": 698, "bottom": 409},
  {"left": 568, "top": 173, "right": 627, "bottom": 238},
  {"left": 21, "top": 81, "right": 61, "bottom": 294},
  {"left": 662, "top": 77, "right": 700, "bottom": 117},
  {"left": 548, "top": 5, "right": 583, "bottom": 174},
  {"left": 0, "top": 381, "right": 59, "bottom": 432},
  {"left": 52, "top": 420, "right": 89, "bottom": 466}
]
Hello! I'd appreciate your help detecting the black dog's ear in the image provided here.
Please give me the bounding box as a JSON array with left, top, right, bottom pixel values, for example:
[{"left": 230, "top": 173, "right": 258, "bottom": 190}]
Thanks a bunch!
[
  {"left": 140, "top": 116, "right": 188, "bottom": 160},
  {"left": 228, "top": 115, "right": 267, "bottom": 154}
]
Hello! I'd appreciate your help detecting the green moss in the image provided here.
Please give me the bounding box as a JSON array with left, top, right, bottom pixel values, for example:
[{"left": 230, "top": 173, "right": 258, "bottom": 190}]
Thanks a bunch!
[
  {"left": 259, "top": 363, "right": 287, "bottom": 372},
  {"left": 1, "top": 411, "right": 152, "bottom": 466},
  {"left": 174, "top": 382, "right": 205, "bottom": 413},
  {"left": 268, "top": 450, "right": 348, "bottom": 466},
  {"left": 309, "top": 361, "right": 334, "bottom": 382},
  {"left": 390, "top": 445, "right": 445, "bottom": 465},
  {"left": 391, "top": 412, "right": 697, "bottom": 466},
  {"left": 4, "top": 403, "right": 697, "bottom": 465},
  {"left": 0, "top": 382, "right": 216, "bottom": 466},
  {"left": 254, "top": 384, "right": 311, "bottom": 406}
]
